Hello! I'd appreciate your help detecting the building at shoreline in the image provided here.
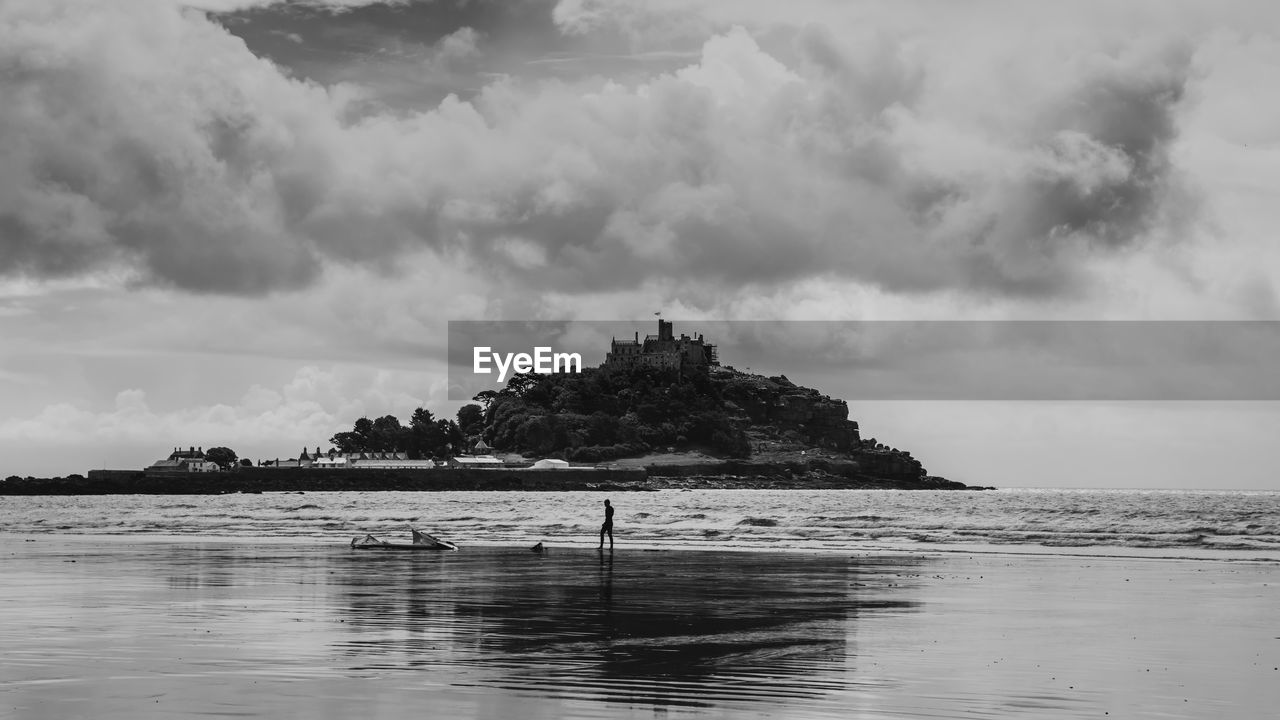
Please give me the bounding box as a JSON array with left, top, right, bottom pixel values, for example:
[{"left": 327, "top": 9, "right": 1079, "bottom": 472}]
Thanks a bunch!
[
  {"left": 258, "top": 446, "right": 509, "bottom": 469},
  {"left": 261, "top": 447, "right": 438, "bottom": 469},
  {"left": 145, "top": 447, "right": 220, "bottom": 473},
  {"left": 445, "top": 455, "right": 504, "bottom": 467},
  {"left": 604, "top": 319, "right": 718, "bottom": 372}
]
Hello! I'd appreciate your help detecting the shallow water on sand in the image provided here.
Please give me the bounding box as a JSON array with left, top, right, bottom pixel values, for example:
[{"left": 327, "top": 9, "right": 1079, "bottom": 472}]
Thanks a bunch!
[
  {"left": 2, "top": 539, "right": 1277, "bottom": 719},
  {"left": 4, "top": 488, "right": 1280, "bottom": 557}
]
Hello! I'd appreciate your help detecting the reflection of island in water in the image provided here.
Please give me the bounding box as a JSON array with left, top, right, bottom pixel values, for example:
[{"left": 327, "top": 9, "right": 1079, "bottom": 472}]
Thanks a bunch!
[{"left": 330, "top": 548, "right": 925, "bottom": 709}]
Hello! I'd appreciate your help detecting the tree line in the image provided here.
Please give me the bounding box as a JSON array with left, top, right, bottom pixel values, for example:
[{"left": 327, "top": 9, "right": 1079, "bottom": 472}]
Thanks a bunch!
[
  {"left": 327, "top": 405, "right": 485, "bottom": 459},
  {"left": 196, "top": 404, "right": 487, "bottom": 469}
]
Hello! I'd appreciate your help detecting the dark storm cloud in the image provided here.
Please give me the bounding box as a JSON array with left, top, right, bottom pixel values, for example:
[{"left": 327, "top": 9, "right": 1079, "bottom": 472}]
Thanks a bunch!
[
  {"left": 209, "top": 0, "right": 585, "bottom": 109},
  {"left": 0, "top": 0, "right": 1202, "bottom": 299},
  {"left": 958, "top": 44, "right": 1195, "bottom": 295}
]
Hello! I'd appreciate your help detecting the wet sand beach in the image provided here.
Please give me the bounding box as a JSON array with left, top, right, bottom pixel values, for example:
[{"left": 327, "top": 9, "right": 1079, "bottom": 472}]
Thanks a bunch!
[{"left": 2, "top": 537, "right": 1277, "bottom": 719}]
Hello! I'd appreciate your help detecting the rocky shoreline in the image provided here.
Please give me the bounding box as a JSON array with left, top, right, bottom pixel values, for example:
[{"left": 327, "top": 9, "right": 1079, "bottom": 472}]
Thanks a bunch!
[{"left": 1, "top": 461, "right": 991, "bottom": 495}]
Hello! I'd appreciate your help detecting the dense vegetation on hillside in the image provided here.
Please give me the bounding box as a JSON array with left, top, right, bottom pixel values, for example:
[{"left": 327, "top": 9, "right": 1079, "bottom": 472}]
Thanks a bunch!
[
  {"left": 476, "top": 365, "right": 753, "bottom": 461},
  {"left": 321, "top": 363, "right": 868, "bottom": 468},
  {"left": 328, "top": 409, "right": 468, "bottom": 459}
]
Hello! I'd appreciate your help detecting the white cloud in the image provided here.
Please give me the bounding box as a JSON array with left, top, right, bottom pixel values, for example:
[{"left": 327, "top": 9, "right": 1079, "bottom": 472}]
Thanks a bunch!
[{"left": 437, "top": 26, "right": 481, "bottom": 64}]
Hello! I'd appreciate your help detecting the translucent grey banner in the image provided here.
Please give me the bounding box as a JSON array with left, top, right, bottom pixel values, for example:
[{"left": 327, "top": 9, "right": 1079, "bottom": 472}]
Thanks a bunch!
[{"left": 447, "top": 320, "right": 1280, "bottom": 401}]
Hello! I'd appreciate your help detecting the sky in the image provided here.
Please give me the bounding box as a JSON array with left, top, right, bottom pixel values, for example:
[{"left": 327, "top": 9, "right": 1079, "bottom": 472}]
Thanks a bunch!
[{"left": 2, "top": 0, "right": 1279, "bottom": 488}]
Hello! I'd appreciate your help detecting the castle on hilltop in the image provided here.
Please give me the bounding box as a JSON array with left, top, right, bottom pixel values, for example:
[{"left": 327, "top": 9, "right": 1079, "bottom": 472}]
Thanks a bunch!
[{"left": 604, "top": 319, "right": 718, "bottom": 372}]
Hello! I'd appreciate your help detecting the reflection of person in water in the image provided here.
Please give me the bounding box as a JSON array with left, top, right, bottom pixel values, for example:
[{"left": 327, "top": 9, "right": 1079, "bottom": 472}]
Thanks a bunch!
[
  {"left": 598, "top": 543, "right": 613, "bottom": 606},
  {"left": 599, "top": 499, "right": 614, "bottom": 549}
]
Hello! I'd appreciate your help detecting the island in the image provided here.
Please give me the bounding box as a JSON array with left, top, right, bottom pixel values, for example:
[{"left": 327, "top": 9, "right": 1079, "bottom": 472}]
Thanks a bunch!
[{"left": 1, "top": 321, "right": 992, "bottom": 494}]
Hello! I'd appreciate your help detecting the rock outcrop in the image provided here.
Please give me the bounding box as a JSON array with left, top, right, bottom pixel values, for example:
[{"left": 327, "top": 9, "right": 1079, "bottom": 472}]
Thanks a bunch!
[
  {"left": 719, "top": 373, "right": 860, "bottom": 451},
  {"left": 710, "top": 370, "right": 961, "bottom": 486}
]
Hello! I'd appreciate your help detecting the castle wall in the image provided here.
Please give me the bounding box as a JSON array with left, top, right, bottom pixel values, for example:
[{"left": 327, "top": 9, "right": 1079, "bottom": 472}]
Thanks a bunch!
[{"left": 603, "top": 320, "right": 717, "bottom": 371}]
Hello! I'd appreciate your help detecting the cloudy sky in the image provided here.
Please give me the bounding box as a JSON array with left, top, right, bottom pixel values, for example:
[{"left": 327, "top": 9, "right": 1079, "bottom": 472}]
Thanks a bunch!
[{"left": 2, "top": 0, "right": 1278, "bottom": 488}]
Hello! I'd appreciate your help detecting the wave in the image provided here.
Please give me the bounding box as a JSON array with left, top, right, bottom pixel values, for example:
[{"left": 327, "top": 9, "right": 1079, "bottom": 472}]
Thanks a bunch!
[{"left": 5, "top": 489, "right": 1279, "bottom": 560}]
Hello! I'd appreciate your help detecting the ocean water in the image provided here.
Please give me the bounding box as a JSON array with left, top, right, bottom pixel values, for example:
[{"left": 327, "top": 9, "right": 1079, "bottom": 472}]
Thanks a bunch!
[{"left": 3, "top": 488, "right": 1278, "bottom": 560}]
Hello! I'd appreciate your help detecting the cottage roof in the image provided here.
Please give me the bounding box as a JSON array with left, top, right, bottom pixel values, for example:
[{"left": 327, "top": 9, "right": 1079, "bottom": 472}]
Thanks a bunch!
[
  {"left": 453, "top": 456, "right": 503, "bottom": 465},
  {"left": 531, "top": 458, "right": 570, "bottom": 469}
]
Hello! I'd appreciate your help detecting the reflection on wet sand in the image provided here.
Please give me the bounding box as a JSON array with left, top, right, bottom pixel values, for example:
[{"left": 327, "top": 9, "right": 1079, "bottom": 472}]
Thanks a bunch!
[
  {"left": 331, "top": 546, "right": 923, "bottom": 709},
  {"left": 4, "top": 538, "right": 1276, "bottom": 719}
]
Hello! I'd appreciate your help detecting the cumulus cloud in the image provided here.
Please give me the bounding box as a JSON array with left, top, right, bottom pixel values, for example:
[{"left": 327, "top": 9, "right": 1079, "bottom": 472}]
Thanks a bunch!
[
  {"left": 0, "top": 1, "right": 342, "bottom": 292},
  {"left": 0, "top": 0, "right": 1214, "bottom": 299},
  {"left": 552, "top": 0, "right": 710, "bottom": 47},
  {"left": 436, "top": 26, "right": 481, "bottom": 64}
]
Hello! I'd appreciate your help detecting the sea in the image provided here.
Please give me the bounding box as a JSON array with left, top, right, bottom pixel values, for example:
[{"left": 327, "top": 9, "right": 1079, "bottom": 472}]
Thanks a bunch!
[{"left": 3, "top": 488, "right": 1278, "bottom": 560}]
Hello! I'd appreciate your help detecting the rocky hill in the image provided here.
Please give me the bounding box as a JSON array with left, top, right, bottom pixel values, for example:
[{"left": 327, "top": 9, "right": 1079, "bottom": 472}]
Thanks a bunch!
[
  {"left": 719, "top": 372, "right": 861, "bottom": 450},
  {"left": 479, "top": 364, "right": 984, "bottom": 490}
]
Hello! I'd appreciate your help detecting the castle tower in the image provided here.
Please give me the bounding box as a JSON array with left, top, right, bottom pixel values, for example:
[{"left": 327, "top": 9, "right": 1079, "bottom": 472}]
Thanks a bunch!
[{"left": 658, "top": 319, "right": 673, "bottom": 341}]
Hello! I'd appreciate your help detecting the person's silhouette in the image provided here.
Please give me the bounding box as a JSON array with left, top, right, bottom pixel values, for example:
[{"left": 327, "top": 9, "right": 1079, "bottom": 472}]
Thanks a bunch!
[{"left": 598, "top": 499, "right": 614, "bottom": 549}]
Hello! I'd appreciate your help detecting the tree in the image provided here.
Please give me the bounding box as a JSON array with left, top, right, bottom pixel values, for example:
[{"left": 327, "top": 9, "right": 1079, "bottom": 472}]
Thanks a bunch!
[
  {"left": 353, "top": 417, "right": 374, "bottom": 440},
  {"left": 239, "top": 458, "right": 252, "bottom": 467},
  {"left": 407, "top": 408, "right": 442, "bottom": 459},
  {"left": 456, "top": 404, "right": 484, "bottom": 436},
  {"left": 436, "top": 419, "right": 465, "bottom": 457},
  {"left": 369, "top": 415, "right": 407, "bottom": 452},
  {"left": 499, "top": 373, "right": 539, "bottom": 399},
  {"left": 516, "top": 415, "right": 555, "bottom": 455},
  {"left": 411, "top": 408, "right": 436, "bottom": 426},
  {"left": 331, "top": 416, "right": 375, "bottom": 453},
  {"left": 204, "top": 447, "right": 237, "bottom": 470}
]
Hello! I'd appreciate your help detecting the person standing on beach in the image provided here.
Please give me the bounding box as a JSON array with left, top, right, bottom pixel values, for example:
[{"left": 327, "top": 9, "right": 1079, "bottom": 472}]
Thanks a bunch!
[{"left": 599, "top": 499, "right": 614, "bottom": 549}]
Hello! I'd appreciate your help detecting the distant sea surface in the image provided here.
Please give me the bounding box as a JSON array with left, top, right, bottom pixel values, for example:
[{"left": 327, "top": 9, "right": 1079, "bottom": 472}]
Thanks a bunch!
[{"left": 3, "top": 488, "right": 1277, "bottom": 560}]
